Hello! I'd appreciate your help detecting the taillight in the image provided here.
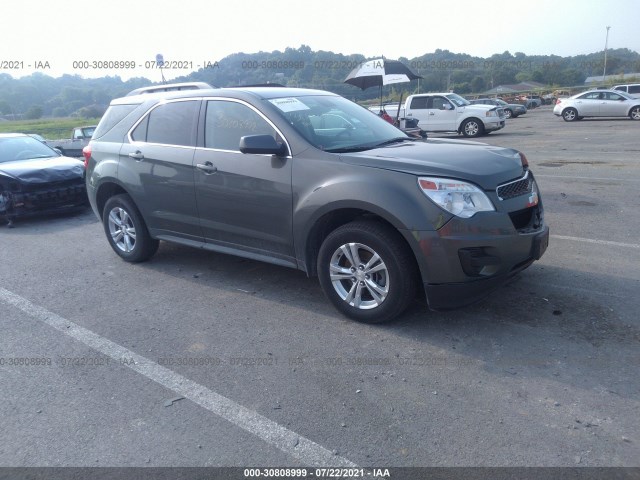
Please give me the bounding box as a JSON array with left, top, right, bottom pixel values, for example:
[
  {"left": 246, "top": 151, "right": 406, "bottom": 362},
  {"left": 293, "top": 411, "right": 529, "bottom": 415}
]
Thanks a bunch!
[
  {"left": 555, "top": 99, "right": 562, "bottom": 105},
  {"left": 82, "top": 145, "right": 91, "bottom": 169}
]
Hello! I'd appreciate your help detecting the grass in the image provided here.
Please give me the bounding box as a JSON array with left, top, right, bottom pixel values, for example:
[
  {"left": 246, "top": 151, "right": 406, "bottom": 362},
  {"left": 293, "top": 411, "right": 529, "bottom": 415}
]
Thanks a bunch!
[{"left": 0, "top": 118, "right": 102, "bottom": 140}]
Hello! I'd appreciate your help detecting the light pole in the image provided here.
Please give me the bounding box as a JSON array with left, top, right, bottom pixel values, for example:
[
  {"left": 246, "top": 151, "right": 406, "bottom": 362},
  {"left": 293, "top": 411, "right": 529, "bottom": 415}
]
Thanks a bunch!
[{"left": 602, "top": 26, "right": 611, "bottom": 82}]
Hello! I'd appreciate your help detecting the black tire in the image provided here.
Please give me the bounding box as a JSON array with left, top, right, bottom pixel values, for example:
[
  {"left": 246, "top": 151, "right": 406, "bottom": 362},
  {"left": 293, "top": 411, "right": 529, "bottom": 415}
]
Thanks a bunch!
[
  {"left": 460, "top": 118, "right": 485, "bottom": 137},
  {"left": 317, "top": 220, "right": 418, "bottom": 323},
  {"left": 504, "top": 109, "right": 513, "bottom": 119},
  {"left": 102, "top": 194, "right": 159, "bottom": 262},
  {"left": 629, "top": 106, "right": 640, "bottom": 120},
  {"left": 562, "top": 108, "right": 578, "bottom": 122}
]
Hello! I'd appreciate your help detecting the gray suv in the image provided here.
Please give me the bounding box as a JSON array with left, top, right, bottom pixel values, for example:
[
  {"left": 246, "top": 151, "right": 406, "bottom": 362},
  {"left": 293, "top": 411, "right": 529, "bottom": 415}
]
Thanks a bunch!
[{"left": 86, "top": 83, "right": 549, "bottom": 323}]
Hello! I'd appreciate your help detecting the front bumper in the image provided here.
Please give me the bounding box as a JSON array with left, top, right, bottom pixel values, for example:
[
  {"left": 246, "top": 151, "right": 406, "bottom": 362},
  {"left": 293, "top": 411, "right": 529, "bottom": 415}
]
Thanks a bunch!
[
  {"left": 401, "top": 198, "right": 548, "bottom": 310},
  {"left": 0, "top": 180, "right": 87, "bottom": 219},
  {"left": 424, "top": 225, "right": 549, "bottom": 309},
  {"left": 485, "top": 119, "right": 506, "bottom": 132}
]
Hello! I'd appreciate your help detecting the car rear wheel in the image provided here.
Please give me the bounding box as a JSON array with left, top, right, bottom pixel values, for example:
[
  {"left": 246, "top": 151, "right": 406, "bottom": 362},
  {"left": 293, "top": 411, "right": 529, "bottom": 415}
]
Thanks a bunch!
[
  {"left": 562, "top": 108, "right": 578, "bottom": 122},
  {"left": 317, "top": 220, "right": 417, "bottom": 323},
  {"left": 461, "top": 118, "right": 484, "bottom": 137},
  {"left": 103, "top": 194, "right": 159, "bottom": 262},
  {"left": 630, "top": 106, "right": 640, "bottom": 120}
]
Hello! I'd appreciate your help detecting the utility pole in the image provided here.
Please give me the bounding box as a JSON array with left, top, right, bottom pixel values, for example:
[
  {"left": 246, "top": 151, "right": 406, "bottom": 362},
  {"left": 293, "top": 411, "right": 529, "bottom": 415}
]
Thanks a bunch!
[{"left": 602, "top": 26, "right": 611, "bottom": 82}]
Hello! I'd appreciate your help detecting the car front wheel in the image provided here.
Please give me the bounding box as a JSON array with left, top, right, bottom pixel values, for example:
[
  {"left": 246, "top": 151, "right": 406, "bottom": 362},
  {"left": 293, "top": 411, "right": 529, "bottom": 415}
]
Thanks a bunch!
[
  {"left": 461, "top": 118, "right": 484, "bottom": 137},
  {"left": 103, "top": 194, "right": 159, "bottom": 262},
  {"left": 317, "top": 220, "right": 417, "bottom": 323},
  {"left": 630, "top": 106, "right": 640, "bottom": 120},
  {"left": 562, "top": 108, "right": 578, "bottom": 122},
  {"left": 504, "top": 109, "right": 513, "bottom": 119}
]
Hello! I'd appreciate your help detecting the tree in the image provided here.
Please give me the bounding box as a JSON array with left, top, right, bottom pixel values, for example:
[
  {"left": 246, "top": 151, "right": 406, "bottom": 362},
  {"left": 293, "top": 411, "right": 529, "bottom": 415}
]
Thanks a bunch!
[
  {"left": 24, "top": 105, "right": 43, "bottom": 120},
  {"left": 0, "top": 100, "right": 12, "bottom": 115}
]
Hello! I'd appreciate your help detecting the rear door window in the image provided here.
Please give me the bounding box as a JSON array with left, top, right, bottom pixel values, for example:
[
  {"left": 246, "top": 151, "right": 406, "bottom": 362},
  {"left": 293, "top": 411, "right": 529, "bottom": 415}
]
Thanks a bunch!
[{"left": 132, "top": 100, "right": 199, "bottom": 147}]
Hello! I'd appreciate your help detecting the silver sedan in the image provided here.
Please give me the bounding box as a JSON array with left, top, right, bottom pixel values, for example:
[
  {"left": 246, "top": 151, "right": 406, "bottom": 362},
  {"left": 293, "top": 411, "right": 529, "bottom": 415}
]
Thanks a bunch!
[{"left": 553, "top": 89, "right": 640, "bottom": 121}]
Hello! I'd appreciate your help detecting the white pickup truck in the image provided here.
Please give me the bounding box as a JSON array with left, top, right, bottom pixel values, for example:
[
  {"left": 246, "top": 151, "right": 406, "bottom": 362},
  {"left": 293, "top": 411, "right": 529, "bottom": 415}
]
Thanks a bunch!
[{"left": 378, "top": 93, "right": 506, "bottom": 137}]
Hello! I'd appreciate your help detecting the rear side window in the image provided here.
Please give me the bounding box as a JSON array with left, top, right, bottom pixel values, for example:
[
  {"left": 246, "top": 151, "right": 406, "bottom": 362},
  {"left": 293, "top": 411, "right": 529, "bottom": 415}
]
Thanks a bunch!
[
  {"left": 629, "top": 85, "right": 640, "bottom": 94},
  {"left": 614, "top": 86, "right": 626, "bottom": 92},
  {"left": 409, "top": 97, "right": 428, "bottom": 109},
  {"left": 93, "top": 104, "right": 138, "bottom": 139},
  {"left": 132, "top": 100, "right": 199, "bottom": 147},
  {"left": 204, "top": 100, "right": 276, "bottom": 151}
]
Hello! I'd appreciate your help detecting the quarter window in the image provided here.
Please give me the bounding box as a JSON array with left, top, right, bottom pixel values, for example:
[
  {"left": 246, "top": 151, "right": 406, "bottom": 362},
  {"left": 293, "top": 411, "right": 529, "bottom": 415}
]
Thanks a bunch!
[
  {"left": 132, "top": 100, "right": 199, "bottom": 146},
  {"left": 205, "top": 100, "right": 277, "bottom": 151}
]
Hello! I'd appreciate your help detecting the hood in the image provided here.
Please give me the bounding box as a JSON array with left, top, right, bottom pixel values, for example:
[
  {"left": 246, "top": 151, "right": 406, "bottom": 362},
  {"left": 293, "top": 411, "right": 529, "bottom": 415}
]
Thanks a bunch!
[
  {"left": 340, "top": 139, "right": 525, "bottom": 189},
  {"left": 460, "top": 104, "right": 494, "bottom": 112},
  {"left": 0, "top": 156, "right": 84, "bottom": 184}
]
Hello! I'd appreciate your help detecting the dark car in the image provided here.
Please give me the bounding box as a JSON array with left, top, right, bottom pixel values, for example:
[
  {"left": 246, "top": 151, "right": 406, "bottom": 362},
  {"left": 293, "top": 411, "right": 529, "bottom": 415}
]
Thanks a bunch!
[
  {"left": 0, "top": 134, "right": 87, "bottom": 227},
  {"left": 86, "top": 83, "right": 548, "bottom": 323},
  {"left": 468, "top": 98, "right": 527, "bottom": 118}
]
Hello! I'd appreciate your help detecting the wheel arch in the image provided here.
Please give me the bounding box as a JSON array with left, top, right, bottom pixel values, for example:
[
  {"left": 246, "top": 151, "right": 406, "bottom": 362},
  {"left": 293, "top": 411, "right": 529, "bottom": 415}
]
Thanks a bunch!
[
  {"left": 95, "top": 181, "right": 131, "bottom": 219},
  {"left": 458, "top": 117, "right": 485, "bottom": 136},
  {"left": 299, "top": 206, "right": 424, "bottom": 293}
]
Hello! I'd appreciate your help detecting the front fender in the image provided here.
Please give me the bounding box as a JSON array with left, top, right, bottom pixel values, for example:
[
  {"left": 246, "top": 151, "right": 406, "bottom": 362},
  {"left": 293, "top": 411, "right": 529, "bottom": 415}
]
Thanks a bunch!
[{"left": 292, "top": 165, "right": 452, "bottom": 274}]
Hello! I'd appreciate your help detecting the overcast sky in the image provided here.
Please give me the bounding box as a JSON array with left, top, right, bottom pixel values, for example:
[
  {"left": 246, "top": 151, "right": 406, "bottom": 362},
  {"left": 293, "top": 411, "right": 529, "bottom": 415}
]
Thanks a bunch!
[{"left": 3, "top": 0, "right": 639, "bottom": 81}]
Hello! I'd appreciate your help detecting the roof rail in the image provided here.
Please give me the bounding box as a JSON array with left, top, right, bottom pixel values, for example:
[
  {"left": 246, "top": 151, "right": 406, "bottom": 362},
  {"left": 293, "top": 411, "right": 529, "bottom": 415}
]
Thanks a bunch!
[
  {"left": 126, "top": 82, "right": 215, "bottom": 96},
  {"left": 226, "top": 83, "right": 287, "bottom": 88}
]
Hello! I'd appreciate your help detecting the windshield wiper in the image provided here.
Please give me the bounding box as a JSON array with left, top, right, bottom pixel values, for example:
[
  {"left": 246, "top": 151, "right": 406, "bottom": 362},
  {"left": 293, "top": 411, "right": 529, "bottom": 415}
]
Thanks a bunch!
[
  {"left": 373, "top": 137, "right": 412, "bottom": 148},
  {"left": 325, "top": 145, "right": 374, "bottom": 153}
]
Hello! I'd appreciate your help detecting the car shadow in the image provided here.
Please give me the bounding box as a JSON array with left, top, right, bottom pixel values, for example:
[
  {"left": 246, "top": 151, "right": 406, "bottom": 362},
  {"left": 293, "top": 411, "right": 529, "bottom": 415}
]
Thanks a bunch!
[
  {"left": 1, "top": 206, "right": 97, "bottom": 233},
  {"left": 139, "top": 242, "right": 639, "bottom": 401}
]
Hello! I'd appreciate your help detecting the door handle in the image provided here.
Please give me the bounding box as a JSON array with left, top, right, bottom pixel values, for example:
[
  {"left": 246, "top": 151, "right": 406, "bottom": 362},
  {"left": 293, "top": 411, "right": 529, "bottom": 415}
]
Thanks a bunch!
[
  {"left": 429, "top": 112, "right": 435, "bottom": 116},
  {"left": 196, "top": 161, "right": 218, "bottom": 174},
  {"left": 128, "top": 151, "right": 144, "bottom": 161}
]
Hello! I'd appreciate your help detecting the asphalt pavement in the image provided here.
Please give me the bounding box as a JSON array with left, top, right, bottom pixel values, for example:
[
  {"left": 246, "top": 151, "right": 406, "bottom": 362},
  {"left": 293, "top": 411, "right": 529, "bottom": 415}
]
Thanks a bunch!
[{"left": 1, "top": 107, "right": 639, "bottom": 473}]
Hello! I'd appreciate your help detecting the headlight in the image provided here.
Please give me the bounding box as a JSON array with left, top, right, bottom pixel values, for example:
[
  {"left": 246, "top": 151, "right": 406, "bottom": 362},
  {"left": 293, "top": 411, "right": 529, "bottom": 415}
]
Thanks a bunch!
[
  {"left": 485, "top": 110, "right": 497, "bottom": 117},
  {"left": 418, "top": 177, "right": 495, "bottom": 218}
]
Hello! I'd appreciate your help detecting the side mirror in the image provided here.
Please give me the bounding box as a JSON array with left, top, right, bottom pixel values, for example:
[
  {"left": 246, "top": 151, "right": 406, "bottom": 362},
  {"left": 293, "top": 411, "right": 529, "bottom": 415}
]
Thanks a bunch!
[{"left": 239, "top": 135, "right": 287, "bottom": 156}]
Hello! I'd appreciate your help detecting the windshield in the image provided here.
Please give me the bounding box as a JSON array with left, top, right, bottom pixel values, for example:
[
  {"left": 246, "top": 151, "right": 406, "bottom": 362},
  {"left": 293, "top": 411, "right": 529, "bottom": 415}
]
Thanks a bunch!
[
  {"left": 0, "top": 136, "right": 61, "bottom": 164},
  {"left": 267, "top": 95, "right": 409, "bottom": 153},
  {"left": 445, "top": 93, "right": 471, "bottom": 107},
  {"left": 496, "top": 99, "right": 508, "bottom": 106}
]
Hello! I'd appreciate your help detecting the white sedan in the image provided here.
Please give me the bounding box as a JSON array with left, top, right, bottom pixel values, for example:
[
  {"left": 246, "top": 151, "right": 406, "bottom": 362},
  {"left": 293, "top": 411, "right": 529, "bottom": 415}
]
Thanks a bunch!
[{"left": 553, "top": 89, "right": 640, "bottom": 121}]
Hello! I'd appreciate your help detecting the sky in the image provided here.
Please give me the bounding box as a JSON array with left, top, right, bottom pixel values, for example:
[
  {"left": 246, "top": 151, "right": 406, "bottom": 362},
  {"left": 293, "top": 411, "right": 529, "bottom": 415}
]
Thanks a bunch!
[{"left": 3, "top": 0, "right": 639, "bottom": 81}]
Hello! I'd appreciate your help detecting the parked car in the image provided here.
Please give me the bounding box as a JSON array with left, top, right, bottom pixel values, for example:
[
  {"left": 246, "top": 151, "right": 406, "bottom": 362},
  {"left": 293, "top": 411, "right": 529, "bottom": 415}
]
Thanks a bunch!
[
  {"left": 86, "top": 83, "right": 548, "bottom": 323},
  {"left": 612, "top": 84, "right": 640, "bottom": 99},
  {"left": 520, "top": 95, "right": 542, "bottom": 108},
  {"left": 468, "top": 98, "right": 527, "bottom": 118},
  {"left": 401, "top": 93, "right": 506, "bottom": 137},
  {"left": 0, "top": 133, "right": 87, "bottom": 227},
  {"left": 553, "top": 89, "right": 640, "bottom": 121},
  {"left": 46, "top": 126, "right": 97, "bottom": 157}
]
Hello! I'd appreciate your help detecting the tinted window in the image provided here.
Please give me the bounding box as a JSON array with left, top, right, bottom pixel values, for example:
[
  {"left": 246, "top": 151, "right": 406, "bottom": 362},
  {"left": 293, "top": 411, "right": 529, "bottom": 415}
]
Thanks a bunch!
[
  {"left": 93, "top": 104, "right": 138, "bottom": 139},
  {"left": 205, "top": 100, "right": 276, "bottom": 151},
  {"left": 409, "top": 97, "right": 428, "bottom": 109},
  {"left": 139, "top": 100, "right": 199, "bottom": 146},
  {"left": 629, "top": 85, "right": 640, "bottom": 94}
]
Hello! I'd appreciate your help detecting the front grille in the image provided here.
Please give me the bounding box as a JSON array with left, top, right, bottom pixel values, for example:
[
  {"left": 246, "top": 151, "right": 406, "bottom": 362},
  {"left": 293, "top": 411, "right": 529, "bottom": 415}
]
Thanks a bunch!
[
  {"left": 22, "top": 180, "right": 86, "bottom": 209},
  {"left": 496, "top": 171, "right": 533, "bottom": 200}
]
